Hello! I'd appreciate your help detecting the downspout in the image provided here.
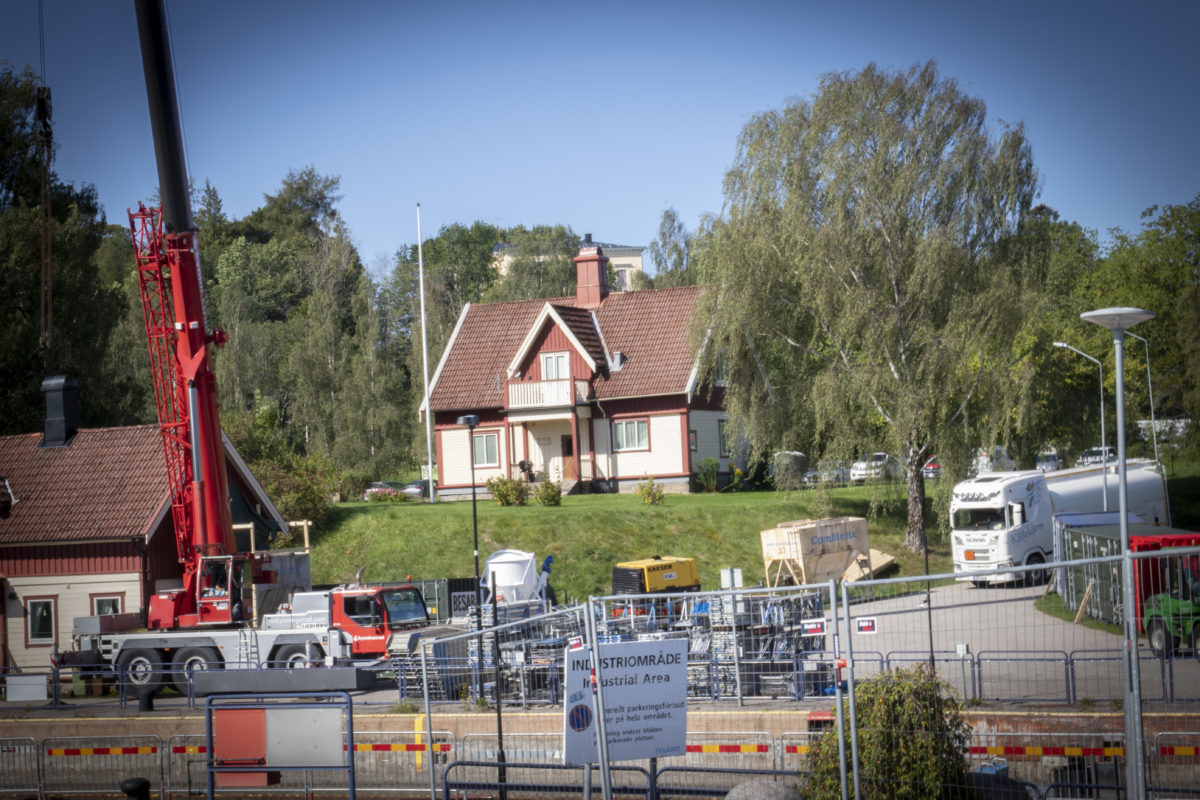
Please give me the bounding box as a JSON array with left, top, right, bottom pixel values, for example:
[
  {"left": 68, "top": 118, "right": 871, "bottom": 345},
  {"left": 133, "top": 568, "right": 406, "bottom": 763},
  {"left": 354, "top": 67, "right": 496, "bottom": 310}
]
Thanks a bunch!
[
  {"left": 0, "top": 571, "right": 8, "bottom": 671},
  {"left": 131, "top": 538, "right": 150, "bottom": 626}
]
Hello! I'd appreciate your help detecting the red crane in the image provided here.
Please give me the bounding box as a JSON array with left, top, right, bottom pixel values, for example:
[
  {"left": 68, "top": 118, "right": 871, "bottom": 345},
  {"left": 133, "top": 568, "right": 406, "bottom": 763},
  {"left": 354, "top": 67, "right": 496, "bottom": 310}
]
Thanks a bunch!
[{"left": 129, "top": 0, "right": 241, "bottom": 629}]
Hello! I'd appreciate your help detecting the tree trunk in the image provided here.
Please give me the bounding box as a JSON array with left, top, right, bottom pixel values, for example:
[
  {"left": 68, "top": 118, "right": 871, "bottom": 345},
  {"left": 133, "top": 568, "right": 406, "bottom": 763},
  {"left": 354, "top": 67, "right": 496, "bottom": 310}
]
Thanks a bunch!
[{"left": 903, "top": 461, "right": 927, "bottom": 554}]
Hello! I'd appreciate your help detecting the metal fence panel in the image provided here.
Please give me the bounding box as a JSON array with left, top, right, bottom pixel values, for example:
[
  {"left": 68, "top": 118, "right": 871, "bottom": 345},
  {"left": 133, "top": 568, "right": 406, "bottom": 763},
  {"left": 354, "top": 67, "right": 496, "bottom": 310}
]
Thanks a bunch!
[
  {"left": 778, "top": 731, "right": 821, "bottom": 774},
  {"left": 41, "top": 735, "right": 163, "bottom": 797},
  {"left": 350, "top": 730, "right": 455, "bottom": 795},
  {"left": 1151, "top": 731, "right": 1200, "bottom": 797},
  {"left": 967, "top": 730, "right": 1125, "bottom": 788},
  {"left": 0, "top": 737, "right": 41, "bottom": 797}
]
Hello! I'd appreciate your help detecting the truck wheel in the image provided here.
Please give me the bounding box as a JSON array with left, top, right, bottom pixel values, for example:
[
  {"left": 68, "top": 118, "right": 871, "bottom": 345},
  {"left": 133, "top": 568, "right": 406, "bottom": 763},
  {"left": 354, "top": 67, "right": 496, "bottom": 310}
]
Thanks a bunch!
[
  {"left": 117, "top": 648, "right": 164, "bottom": 692},
  {"left": 1147, "top": 619, "right": 1175, "bottom": 657},
  {"left": 274, "top": 643, "right": 322, "bottom": 668},
  {"left": 1023, "top": 553, "right": 1046, "bottom": 587},
  {"left": 171, "top": 647, "right": 222, "bottom": 694}
]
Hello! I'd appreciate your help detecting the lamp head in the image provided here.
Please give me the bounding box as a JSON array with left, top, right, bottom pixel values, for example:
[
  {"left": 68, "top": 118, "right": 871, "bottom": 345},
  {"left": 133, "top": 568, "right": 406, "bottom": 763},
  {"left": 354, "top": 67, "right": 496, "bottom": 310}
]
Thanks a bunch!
[
  {"left": 456, "top": 414, "right": 479, "bottom": 430},
  {"left": 1081, "top": 307, "right": 1156, "bottom": 333}
]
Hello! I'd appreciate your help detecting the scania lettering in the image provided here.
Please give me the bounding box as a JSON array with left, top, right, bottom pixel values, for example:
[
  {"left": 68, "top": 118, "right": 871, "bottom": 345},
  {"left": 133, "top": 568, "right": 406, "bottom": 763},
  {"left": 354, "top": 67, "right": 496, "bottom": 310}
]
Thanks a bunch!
[{"left": 951, "top": 461, "right": 1169, "bottom": 586}]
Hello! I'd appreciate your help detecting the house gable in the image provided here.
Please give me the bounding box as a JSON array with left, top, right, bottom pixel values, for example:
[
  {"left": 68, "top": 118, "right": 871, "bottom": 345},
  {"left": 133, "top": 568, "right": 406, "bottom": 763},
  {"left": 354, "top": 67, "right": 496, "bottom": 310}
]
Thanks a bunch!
[{"left": 506, "top": 303, "right": 607, "bottom": 380}]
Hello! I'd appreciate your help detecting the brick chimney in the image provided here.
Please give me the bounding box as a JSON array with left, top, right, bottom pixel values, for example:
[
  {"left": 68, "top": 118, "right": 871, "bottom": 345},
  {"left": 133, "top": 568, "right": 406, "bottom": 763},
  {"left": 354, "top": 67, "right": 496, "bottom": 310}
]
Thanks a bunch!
[
  {"left": 574, "top": 233, "right": 609, "bottom": 309},
  {"left": 40, "top": 374, "right": 81, "bottom": 449}
]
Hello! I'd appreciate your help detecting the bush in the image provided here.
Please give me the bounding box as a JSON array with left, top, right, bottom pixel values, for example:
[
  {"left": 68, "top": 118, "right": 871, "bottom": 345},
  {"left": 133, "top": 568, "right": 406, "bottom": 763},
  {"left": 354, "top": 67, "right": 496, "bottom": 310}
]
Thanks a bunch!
[
  {"left": 532, "top": 472, "right": 562, "bottom": 506},
  {"left": 340, "top": 470, "right": 374, "bottom": 502},
  {"left": 696, "top": 457, "right": 720, "bottom": 493},
  {"left": 804, "top": 665, "right": 972, "bottom": 799},
  {"left": 636, "top": 476, "right": 665, "bottom": 505},
  {"left": 485, "top": 474, "right": 529, "bottom": 506},
  {"left": 366, "top": 488, "right": 407, "bottom": 503}
]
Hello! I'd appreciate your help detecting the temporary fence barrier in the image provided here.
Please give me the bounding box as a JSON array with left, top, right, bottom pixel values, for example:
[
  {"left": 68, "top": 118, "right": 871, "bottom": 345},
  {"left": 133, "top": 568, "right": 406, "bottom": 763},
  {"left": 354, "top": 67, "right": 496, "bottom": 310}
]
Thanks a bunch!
[
  {"left": 350, "top": 730, "right": 456, "bottom": 795},
  {"left": 777, "top": 732, "right": 821, "bottom": 774},
  {"left": 41, "top": 734, "right": 163, "bottom": 797},
  {"left": 654, "top": 766, "right": 800, "bottom": 798},
  {"left": 974, "top": 650, "right": 1071, "bottom": 703},
  {"left": 1150, "top": 731, "right": 1200, "bottom": 797},
  {"left": 441, "top": 760, "right": 652, "bottom": 800},
  {"left": 14, "top": 728, "right": 1200, "bottom": 798},
  {"left": 0, "top": 737, "right": 41, "bottom": 798},
  {"left": 966, "top": 730, "right": 1125, "bottom": 789},
  {"left": 884, "top": 650, "right": 977, "bottom": 701}
]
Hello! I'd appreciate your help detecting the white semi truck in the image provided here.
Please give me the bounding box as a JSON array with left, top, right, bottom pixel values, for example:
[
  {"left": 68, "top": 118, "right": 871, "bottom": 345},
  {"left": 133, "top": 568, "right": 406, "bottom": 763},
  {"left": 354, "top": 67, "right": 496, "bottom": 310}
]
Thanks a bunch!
[{"left": 950, "top": 461, "right": 1169, "bottom": 585}]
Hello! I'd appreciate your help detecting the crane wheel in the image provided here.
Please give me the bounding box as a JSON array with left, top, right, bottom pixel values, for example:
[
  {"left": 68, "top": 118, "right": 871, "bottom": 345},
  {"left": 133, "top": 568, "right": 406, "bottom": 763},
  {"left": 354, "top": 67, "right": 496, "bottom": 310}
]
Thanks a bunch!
[
  {"left": 117, "top": 648, "right": 164, "bottom": 693},
  {"left": 170, "top": 647, "right": 222, "bottom": 694},
  {"left": 274, "top": 643, "right": 323, "bottom": 668}
]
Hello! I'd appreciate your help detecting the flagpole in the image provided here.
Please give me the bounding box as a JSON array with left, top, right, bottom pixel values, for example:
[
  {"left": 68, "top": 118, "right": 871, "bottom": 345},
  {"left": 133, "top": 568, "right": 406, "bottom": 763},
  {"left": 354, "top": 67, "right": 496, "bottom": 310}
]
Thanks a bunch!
[{"left": 417, "top": 204, "right": 436, "bottom": 503}]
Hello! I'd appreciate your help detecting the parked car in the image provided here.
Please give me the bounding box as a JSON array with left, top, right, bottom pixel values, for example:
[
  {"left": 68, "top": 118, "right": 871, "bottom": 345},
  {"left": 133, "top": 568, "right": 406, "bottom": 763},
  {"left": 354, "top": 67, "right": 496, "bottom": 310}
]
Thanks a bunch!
[
  {"left": 922, "top": 455, "right": 941, "bottom": 480},
  {"left": 803, "top": 460, "right": 851, "bottom": 485},
  {"left": 402, "top": 479, "right": 436, "bottom": 498},
  {"left": 363, "top": 481, "right": 404, "bottom": 501},
  {"left": 1076, "top": 446, "right": 1116, "bottom": 467},
  {"left": 851, "top": 452, "right": 900, "bottom": 482},
  {"left": 1036, "top": 453, "right": 1066, "bottom": 472}
]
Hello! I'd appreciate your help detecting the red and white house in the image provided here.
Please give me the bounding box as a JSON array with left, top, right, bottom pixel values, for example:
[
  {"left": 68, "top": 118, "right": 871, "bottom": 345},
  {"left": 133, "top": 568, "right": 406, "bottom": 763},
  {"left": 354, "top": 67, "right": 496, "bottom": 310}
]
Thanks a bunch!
[{"left": 422, "top": 236, "right": 732, "bottom": 496}]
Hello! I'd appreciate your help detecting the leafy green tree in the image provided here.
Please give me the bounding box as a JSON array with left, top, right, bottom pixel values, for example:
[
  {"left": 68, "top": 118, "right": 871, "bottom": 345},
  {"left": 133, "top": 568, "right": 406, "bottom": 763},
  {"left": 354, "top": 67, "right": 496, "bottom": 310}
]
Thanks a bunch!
[
  {"left": 0, "top": 64, "right": 123, "bottom": 433},
  {"left": 805, "top": 665, "right": 972, "bottom": 799},
  {"left": 695, "top": 61, "right": 1036, "bottom": 553},
  {"left": 485, "top": 224, "right": 578, "bottom": 302},
  {"left": 237, "top": 166, "right": 342, "bottom": 244},
  {"left": 647, "top": 207, "right": 696, "bottom": 287}
]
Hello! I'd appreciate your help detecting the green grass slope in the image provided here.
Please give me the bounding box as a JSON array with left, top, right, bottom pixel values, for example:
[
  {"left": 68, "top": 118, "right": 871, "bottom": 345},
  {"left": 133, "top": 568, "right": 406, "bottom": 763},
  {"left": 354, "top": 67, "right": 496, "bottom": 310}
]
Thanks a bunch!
[{"left": 310, "top": 483, "right": 951, "bottom": 602}]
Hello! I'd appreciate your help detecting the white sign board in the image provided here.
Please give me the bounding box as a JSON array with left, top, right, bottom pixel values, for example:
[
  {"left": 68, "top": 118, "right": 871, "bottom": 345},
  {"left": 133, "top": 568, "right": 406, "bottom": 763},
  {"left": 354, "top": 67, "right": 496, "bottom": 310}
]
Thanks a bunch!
[{"left": 563, "top": 637, "right": 688, "bottom": 765}]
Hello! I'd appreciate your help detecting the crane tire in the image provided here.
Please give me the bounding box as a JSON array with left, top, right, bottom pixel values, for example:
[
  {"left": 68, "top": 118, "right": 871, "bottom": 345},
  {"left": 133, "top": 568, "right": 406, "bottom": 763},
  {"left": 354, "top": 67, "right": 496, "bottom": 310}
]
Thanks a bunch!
[{"left": 117, "top": 648, "right": 164, "bottom": 693}]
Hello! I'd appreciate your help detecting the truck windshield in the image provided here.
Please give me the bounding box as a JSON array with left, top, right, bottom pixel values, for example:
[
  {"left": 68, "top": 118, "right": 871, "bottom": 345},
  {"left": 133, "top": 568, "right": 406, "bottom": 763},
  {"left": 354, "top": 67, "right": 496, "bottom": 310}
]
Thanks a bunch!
[
  {"left": 379, "top": 588, "right": 428, "bottom": 626},
  {"left": 952, "top": 508, "right": 1007, "bottom": 531}
]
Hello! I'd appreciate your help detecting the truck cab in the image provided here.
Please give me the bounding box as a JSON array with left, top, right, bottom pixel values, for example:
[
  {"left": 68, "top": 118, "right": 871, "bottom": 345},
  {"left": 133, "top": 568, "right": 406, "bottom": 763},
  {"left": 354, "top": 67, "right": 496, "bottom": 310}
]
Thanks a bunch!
[
  {"left": 951, "top": 471, "right": 1051, "bottom": 585},
  {"left": 262, "top": 584, "right": 432, "bottom": 659}
]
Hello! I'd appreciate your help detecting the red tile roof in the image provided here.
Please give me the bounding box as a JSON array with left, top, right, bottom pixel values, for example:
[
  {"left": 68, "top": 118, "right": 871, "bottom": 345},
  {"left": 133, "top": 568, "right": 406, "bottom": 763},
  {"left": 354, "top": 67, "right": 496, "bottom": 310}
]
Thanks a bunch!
[
  {"left": 429, "top": 285, "right": 707, "bottom": 412},
  {"left": 0, "top": 425, "right": 167, "bottom": 545}
]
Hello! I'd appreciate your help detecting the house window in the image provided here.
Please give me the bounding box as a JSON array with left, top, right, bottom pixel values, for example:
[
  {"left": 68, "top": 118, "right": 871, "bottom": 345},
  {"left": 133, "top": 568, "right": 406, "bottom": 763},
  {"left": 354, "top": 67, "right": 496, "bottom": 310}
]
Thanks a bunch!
[
  {"left": 718, "top": 419, "right": 732, "bottom": 458},
  {"left": 542, "top": 352, "right": 569, "bottom": 381},
  {"left": 91, "top": 594, "right": 123, "bottom": 616},
  {"left": 26, "top": 597, "right": 56, "bottom": 647},
  {"left": 472, "top": 432, "right": 499, "bottom": 468},
  {"left": 613, "top": 419, "right": 649, "bottom": 451},
  {"left": 689, "top": 430, "right": 698, "bottom": 451}
]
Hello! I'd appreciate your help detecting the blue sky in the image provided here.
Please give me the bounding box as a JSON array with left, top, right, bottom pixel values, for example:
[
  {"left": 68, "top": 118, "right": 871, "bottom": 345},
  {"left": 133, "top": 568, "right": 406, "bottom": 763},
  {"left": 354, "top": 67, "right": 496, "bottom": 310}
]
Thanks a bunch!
[{"left": 3, "top": 1, "right": 1197, "bottom": 275}]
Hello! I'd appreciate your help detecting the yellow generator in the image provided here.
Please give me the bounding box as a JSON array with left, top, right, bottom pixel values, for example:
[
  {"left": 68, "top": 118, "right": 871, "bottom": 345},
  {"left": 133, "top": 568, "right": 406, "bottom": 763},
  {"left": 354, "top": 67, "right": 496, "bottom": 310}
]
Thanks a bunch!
[{"left": 612, "top": 556, "right": 701, "bottom": 595}]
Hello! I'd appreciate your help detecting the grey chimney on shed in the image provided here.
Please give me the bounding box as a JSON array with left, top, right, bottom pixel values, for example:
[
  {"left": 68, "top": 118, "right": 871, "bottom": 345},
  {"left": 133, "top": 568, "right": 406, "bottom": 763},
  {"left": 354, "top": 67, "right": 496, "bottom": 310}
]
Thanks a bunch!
[{"left": 40, "top": 374, "right": 81, "bottom": 448}]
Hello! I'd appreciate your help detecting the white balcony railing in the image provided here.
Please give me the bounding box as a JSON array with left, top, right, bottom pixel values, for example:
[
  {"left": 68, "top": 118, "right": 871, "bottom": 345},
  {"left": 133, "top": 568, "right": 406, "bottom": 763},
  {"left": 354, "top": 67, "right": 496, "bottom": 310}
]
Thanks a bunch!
[{"left": 507, "top": 379, "right": 588, "bottom": 409}]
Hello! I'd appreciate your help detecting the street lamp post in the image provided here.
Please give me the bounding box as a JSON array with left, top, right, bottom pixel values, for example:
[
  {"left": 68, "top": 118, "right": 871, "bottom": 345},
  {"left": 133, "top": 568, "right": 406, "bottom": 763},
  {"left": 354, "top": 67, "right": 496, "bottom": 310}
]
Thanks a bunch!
[
  {"left": 456, "top": 413, "right": 483, "bottom": 700},
  {"left": 1053, "top": 341, "right": 1108, "bottom": 510},
  {"left": 1082, "top": 307, "right": 1156, "bottom": 800},
  {"left": 1126, "top": 331, "right": 1160, "bottom": 466}
]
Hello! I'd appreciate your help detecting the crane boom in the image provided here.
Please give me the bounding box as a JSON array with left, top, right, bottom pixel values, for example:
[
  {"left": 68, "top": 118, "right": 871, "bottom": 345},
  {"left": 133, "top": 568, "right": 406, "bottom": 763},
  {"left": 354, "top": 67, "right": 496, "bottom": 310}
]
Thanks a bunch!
[{"left": 131, "top": 0, "right": 237, "bottom": 629}]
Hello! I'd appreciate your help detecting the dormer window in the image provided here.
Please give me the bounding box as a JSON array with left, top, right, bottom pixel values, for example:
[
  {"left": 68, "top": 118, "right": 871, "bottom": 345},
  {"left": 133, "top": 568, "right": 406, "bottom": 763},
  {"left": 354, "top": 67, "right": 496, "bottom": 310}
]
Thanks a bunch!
[{"left": 543, "top": 352, "right": 569, "bottom": 381}]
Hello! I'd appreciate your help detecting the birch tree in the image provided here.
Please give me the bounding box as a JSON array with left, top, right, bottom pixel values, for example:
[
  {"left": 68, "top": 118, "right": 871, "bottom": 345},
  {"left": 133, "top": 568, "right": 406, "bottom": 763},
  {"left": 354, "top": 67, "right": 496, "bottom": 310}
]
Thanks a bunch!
[{"left": 696, "top": 61, "right": 1037, "bottom": 553}]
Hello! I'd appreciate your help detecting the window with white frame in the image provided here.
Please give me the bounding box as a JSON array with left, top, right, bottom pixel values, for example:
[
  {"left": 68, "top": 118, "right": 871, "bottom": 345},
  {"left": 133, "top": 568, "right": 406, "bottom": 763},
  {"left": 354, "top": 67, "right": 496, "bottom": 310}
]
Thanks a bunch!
[
  {"left": 472, "top": 432, "right": 499, "bottom": 467},
  {"left": 612, "top": 419, "right": 649, "bottom": 451},
  {"left": 542, "top": 351, "right": 569, "bottom": 381},
  {"left": 26, "top": 597, "right": 55, "bottom": 646},
  {"left": 91, "top": 594, "right": 123, "bottom": 616},
  {"left": 718, "top": 419, "right": 732, "bottom": 458}
]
